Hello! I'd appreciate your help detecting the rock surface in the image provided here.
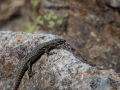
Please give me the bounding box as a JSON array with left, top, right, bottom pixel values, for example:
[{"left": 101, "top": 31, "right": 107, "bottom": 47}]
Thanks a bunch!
[
  {"left": 0, "top": 31, "right": 120, "bottom": 90},
  {"left": 0, "top": 0, "right": 25, "bottom": 21}
]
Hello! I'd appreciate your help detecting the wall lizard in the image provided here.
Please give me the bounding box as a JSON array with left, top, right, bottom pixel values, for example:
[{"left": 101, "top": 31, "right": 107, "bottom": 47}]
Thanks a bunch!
[{"left": 13, "top": 38, "right": 66, "bottom": 90}]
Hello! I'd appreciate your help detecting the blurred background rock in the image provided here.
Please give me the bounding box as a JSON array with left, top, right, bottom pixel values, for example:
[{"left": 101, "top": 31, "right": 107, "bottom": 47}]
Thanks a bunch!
[{"left": 0, "top": 0, "right": 120, "bottom": 73}]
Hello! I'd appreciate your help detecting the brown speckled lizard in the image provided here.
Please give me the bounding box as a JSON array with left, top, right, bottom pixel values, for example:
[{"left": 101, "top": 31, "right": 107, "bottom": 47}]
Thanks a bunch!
[{"left": 13, "top": 38, "right": 66, "bottom": 90}]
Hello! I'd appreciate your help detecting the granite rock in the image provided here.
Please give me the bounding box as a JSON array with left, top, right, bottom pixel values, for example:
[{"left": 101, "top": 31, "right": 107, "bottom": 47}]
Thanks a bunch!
[{"left": 0, "top": 31, "right": 120, "bottom": 90}]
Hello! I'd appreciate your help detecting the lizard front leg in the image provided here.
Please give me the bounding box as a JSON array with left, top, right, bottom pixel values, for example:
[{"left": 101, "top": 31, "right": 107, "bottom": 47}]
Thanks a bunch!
[
  {"left": 45, "top": 49, "right": 57, "bottom": 56},
  {"left": 28, "top": 62, "right": 33, "bottom": 79}
]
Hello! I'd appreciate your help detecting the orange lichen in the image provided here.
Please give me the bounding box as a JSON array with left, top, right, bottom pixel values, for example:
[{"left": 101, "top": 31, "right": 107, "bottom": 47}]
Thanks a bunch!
[
  {"left": 86, "top": 70, "right": 101, "bottom": 76},
  {"left": 39, "top": 59, "right": 45, "bottom": 65},
  {"left": 44, "top": 80, "right": 51, "bottom": 87},
  {"left": 75, "top": 72, "right": 82, "bottom": 77},
  {"left": 5, "top": 61, "right": 11, "bottom": 70},
  {"left": 14, "top": 34, "right": 23, "bottom": 41}
]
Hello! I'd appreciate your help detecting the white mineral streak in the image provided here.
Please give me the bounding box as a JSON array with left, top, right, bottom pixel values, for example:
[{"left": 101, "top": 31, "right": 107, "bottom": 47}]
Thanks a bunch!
[{"left": 0, "top": 31, "right": 120, "bottom": 90}]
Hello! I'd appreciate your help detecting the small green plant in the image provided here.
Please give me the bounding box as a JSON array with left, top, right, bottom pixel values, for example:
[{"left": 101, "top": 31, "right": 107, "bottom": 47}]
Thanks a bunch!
[
  {"left": 56, "top": 20, "right": 63, "bottom": 25},
  {"left": 37, "top": 16, "right": 44, "bottom": 25},
  {"left": 64, "top": 13, "right": 68, "bottom": 17},
  {"left": 25, "top": 23, "right": 36, "bottom": 33},
  {"left": 43, "top": 14, "right": 51, "bottom": 20},
  {"left": 35, "top": 12, "right": 62, "bottom": 28},
  {"left": 49, "top": 12, "right": 54, "bottom": 16},
  {"left": 44, "top": 12, "right": 58, "bottom": 20},
  {"left": 48, "top": 21, "right": 55, "bottom": 28},
  {"left": 52, "top": 14, "right": 57, "bottom": 19},
  {"left": 49, "top": 12, "right": 58, "bottom": 19}
]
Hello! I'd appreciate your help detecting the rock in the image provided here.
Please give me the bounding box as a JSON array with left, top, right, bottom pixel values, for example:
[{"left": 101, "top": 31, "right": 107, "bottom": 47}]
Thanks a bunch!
[
  {"left": 0, "top": 0, "right": 25, "bottom": 21},
  {"left": 110, "top": 0, "right": 120, "bottom": 7},
  {"left": 42, "top": 0, "right": 69, "bottom": 9},
  {"left": 0, "top": 31, "right": 120, "bottom": 90}
]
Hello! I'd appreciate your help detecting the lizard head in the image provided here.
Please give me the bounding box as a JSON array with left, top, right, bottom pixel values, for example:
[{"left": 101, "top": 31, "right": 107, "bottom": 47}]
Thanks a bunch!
[
  {"left": 52, "top": 38, "right": 66, "bottom": 45},
  {"left": 45, "top": 38, "right": 66, "bottom": 51}
]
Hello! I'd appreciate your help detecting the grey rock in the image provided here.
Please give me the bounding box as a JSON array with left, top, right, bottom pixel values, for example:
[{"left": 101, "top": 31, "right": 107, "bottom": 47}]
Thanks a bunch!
[
  {"left": 0, "top": 31, "right": 120, "bottom": 90},
  {"left": 110, "top": 0, "right": 120, "bottom": 7}
]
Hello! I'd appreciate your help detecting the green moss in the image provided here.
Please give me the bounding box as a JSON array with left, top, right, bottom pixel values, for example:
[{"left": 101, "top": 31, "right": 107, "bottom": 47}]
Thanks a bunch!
[
  {"left": 48, "top": 21, "right": 55, "bottom": 28},
  {"left": 56, "top": 20, "right": 63, "bottom": 25},
  {"left": 30, "top": 0, "right": 40, "bottom": 7}
]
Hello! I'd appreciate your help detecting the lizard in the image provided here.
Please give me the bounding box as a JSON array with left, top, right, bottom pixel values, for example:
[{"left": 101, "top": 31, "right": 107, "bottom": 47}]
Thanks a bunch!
[{"left": 13, "top": 38, "right": 66, "bottom": 90}]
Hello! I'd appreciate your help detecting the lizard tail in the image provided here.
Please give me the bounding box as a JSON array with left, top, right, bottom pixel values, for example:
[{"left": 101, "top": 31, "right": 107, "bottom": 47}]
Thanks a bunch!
[{"left": 13, "top": 67, "right": 27, "bottom": 90}]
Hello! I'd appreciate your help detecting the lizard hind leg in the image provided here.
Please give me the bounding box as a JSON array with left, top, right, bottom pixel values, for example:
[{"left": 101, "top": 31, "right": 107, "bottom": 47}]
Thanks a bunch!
[
  {"left": 27, "top": 62, "right": 35, "bottom": 79},
  {"left": 44, "top": 50, "right": 57, "bottom": 61},
  {"left": 48, "top": 50, "right": 57, "bottom": 56}
]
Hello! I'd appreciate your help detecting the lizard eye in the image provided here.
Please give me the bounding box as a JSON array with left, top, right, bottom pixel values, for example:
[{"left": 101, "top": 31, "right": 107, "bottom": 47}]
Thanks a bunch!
[{"left": 43, "top": 47, "right": 47, "bottom": 51}]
